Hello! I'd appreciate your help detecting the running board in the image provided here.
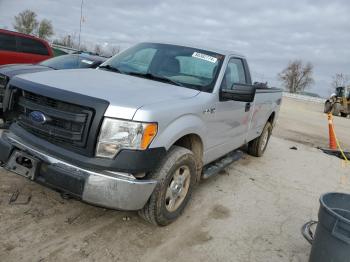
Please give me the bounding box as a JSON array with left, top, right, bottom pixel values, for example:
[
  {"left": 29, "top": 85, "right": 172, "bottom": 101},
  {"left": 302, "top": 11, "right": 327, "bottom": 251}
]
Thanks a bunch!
[{"left": 202, "top": 150, "right": 243, "bottom": 180}]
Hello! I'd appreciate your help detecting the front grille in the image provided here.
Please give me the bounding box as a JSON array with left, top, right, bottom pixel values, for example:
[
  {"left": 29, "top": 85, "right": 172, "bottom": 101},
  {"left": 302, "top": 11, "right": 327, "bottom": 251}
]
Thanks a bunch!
[
  {"left": 16, "top": 90, "right": 94, "bottom": 149},
  {"left": 0, "top": 89, "right": 4, "bottom": 104},
  {"left": 0, "top": 74, "right": 7, "bottom": 105},
  {"left": 0, "top": 74, "right": 7, "bottom": 88}
]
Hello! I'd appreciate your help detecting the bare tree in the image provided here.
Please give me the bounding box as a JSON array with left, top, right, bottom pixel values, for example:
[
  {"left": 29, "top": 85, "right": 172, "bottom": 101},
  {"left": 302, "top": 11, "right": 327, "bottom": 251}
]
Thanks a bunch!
[
  {"left": 109, "top": 46, "right": 120, "bottom": 56},
  {"left": 53, "top": 34, "right": 92, "bottom": 53},
  {"left": 79, "top": 44, "right": 88, "bottom": 52},
  {"left": 13, "top": 9, "right": 39, "bottom": 34},
  {"left": 94, "top": 44, "right": 102, "bottom": 55},
  {"left": 332, "top": 73, "right": 349, "bottom": 88},
  {"left": 327, "top": 73, "right": 349, "bottom": 95},
  {"left": 53, "top": 34, "right": 78, "bottom": 48},
  {"left": 37, "top": 19, "right": 54, "bottom": 39},
  {"left": 53, "top": 35, "right": 72, "bottom": 47},
  {"left": 278, "top": 60, "right": 314, "bottom": 93}
]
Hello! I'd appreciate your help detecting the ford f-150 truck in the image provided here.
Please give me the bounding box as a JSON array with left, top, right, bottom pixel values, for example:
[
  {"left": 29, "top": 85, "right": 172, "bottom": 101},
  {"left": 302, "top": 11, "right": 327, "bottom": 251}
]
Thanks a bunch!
[{"left": 0, "top": 42, "right": 282, "bottom": 225}]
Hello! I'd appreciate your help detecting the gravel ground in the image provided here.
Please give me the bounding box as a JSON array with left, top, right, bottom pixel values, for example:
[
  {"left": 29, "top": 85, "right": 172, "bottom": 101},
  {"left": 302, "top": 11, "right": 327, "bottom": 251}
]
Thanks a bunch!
[{"left": 0, "top": 97, "right": 349, "bottom": 262}]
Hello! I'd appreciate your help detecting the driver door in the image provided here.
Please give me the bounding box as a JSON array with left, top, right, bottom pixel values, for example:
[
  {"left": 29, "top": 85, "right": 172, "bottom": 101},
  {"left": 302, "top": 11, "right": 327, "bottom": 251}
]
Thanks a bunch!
[{"left": 205, "top": 57, "right": 253, "bottom": 163}]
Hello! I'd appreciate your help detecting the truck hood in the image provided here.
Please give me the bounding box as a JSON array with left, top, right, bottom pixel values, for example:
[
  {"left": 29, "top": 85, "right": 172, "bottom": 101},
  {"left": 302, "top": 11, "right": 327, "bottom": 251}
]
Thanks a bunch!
[
  {"left": 0, "top": 64, "right": 52, "bottom": 78},
  {"left": 16, "top": 69, "right": 200, "bottom": 119}
]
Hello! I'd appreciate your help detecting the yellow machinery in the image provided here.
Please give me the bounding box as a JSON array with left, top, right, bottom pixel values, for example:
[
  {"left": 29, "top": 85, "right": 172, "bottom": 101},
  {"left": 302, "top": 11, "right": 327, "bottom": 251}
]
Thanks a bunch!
[{"left": 324, "top": 86, "right": 350, "bottom": 117}]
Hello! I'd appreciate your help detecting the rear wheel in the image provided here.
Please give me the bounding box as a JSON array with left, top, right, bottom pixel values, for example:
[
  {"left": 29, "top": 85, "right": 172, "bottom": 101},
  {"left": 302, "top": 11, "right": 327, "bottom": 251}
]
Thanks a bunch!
[
  {"left": 138, "top": 146, "right": 197, "bottom": 226},
  {"left": 248, "top": 122, "right": 272, "bottom": 157}
]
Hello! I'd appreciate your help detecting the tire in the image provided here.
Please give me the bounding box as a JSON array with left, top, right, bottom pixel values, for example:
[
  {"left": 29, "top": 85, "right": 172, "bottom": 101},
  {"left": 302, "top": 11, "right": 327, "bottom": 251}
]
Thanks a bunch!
[
  {"left": 324, "top": 101, "right": 332, "bottom": 114},
  {"left": 340, "top": 112, "right": 348, "bottom": 118},
  {"left": 332, "top": 103, "right": 341, "bottom": 116},
  {"left": 248, "top": 122, "right": 272, "bottom": 157},
  {"left": 138, "top": 146, "right": 197, "bottom": 226}
]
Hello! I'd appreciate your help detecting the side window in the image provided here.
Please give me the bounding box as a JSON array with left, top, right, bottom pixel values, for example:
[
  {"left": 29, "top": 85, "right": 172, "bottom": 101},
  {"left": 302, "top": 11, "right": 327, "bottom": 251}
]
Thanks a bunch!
[
  {"left": 18, "top": 37, "right": 49, "bottom": 55},
  {"left": 0, "top": 33, "right": 17, "bottom": 51},
  {"left": 220, "top": 58, "right": 247, "bottom": 89}
]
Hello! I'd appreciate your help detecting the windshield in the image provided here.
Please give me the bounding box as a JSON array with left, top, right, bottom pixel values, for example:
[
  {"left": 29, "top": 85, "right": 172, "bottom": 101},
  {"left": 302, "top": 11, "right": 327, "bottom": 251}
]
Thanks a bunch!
[
  {"left": 100, "top": 43, "right": 224, "bottom": 92},
  {"left": 40, "top": 54, "right": 97, "bottom": 69}
]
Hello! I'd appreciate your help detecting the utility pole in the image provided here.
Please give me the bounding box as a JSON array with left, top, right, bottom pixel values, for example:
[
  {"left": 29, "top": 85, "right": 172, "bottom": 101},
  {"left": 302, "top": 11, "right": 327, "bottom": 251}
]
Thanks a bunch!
[{"left": 78, "top": 0, "right": 84, "bottom": 50}]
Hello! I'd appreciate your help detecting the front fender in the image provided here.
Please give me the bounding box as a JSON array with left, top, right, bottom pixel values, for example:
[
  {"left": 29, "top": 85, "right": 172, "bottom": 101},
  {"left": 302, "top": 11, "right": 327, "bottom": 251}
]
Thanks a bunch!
[{"left": 150, "top": 114, "right": 206, "bottom": 151}]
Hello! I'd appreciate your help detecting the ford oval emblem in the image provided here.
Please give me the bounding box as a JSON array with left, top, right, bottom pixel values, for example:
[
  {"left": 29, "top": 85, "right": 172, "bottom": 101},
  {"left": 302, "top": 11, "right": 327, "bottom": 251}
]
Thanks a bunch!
[{"left": 30, "top": 111, "right": 47, "bottom": 124}]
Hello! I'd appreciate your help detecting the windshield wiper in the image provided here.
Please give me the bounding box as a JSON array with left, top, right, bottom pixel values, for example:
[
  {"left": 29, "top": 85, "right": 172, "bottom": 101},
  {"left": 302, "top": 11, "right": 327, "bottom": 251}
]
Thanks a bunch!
[
  {"left": 99, "top": 64, "right": 123, "bottom": 74},
  {"left": 127, "top": 72, "right": 185, "bottom": 87}
]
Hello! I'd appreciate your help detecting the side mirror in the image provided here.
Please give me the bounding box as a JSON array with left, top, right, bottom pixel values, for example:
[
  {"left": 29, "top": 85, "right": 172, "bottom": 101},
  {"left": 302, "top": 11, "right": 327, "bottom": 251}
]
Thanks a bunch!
[{"left": 220, "top": 84, "right": 256, "bottom": 102}]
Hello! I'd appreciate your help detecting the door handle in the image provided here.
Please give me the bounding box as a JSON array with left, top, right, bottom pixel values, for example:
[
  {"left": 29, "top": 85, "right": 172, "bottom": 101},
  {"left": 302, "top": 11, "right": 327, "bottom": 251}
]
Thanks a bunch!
[{"left": 245, "top": 102, "right": 251, "bottom": 112}]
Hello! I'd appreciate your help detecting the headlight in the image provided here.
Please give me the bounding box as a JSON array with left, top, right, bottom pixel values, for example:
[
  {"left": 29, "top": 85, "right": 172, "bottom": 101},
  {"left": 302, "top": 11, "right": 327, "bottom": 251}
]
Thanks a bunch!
[{"left": 96, "top": 118, "right": 158, "bottom": 158}]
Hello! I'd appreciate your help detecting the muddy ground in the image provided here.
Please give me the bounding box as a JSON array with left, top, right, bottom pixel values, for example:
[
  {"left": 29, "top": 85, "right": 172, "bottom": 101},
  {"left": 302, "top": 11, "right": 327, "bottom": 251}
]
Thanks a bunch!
[{"left": 1, "top": 97, "right": 350, "bottom": 262}]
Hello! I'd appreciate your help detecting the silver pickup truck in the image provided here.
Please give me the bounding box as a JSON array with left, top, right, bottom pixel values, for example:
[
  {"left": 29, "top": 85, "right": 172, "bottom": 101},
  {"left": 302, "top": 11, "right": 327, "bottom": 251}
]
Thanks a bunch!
[{"left": 0, "top": 43, "right": 282, "bottom": 225}]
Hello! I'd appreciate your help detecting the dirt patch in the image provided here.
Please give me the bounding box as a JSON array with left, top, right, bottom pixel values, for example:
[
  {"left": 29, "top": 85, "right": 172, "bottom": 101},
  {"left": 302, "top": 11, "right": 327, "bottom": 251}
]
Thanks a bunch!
[
  {"left": 273, "top": 129, "right": 327, "bottom": 148},
  {"left": 209, "top": 204, "right": 231, "bottom": 220},
  {"left": 238, "top": 155, "right": 253, "bottom": 166},
  {"left": 188, "top": 230, "right": 213, "bottom": 246}
]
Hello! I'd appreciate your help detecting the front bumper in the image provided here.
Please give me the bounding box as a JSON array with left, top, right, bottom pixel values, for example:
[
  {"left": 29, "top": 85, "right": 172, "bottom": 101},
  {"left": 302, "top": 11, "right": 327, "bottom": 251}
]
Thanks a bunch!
[{"left": 0, "top": 131, "right": 157, "bottom": 211}]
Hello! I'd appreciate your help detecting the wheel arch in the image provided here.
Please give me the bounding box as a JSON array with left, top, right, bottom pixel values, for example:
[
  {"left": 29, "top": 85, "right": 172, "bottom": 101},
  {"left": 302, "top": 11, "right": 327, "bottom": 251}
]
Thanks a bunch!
[
  {"left": 151, "top": 114, "right": 206, "bottom": 150},
  {"left": 172, "top": 133, "right": 204, "bottom": 180},
  {"left": 150, "top": 114, "right": 206, "bottom": 174},
  {"left": 267, "top": 111, "right": 276, "bottom": 126}
]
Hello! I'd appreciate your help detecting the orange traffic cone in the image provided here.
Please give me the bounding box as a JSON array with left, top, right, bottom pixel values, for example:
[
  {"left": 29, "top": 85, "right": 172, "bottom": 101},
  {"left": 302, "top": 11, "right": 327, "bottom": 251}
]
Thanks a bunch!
[
  {"left": 328, "top": 113, "right": 337, "bottom": 150},
  {"left": 320, "top": 113, "right": 350, "bottom": 160}
]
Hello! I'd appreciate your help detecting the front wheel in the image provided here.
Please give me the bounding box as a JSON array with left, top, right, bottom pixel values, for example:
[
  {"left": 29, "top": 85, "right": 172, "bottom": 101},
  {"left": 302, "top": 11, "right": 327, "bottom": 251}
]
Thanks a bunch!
[
  {"left": 340, "top": 112, "right": 348, "bottom": 118},
  {"left": 324, "top": 101, "right": 332, "bottom": 114},
  {"left": 138, "top": 146, "right": 197, "bottom": 226},
  {"left": 247, "top": 122, "right": 272, "bottom": 157},
  {"left": 332, "top": 103, "right": 341, "bottom": 116}
]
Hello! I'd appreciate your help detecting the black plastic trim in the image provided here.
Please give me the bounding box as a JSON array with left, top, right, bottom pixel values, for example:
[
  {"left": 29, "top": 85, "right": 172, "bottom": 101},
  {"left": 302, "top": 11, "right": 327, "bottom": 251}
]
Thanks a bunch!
[
  {"left": 0, "top": 133, "right": 86, "bottom": 197},
  {"left": 18, "top": 119, "right": 83, "bottom": 141},
  {"left": 242, "top": 58, "right": 252, "bottom": 85},
  {"left": 18, "top": 97, "right": 88, "bottom": 122},
  {"left": 0, "top": 134, "right": 13, "bottom": 163},
  {"left": 9, "top": 76, "right": 109, "bottom": 156},
  {"left": 36, "top": 164, "right": 87, "bottom": 197}
]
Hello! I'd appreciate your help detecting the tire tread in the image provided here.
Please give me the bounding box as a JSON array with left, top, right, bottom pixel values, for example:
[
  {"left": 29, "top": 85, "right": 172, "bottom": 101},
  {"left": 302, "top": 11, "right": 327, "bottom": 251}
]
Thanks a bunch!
[
  {"left": 138, "top": 146, "right": 195, "bottom": 226},
  {"left": 248, "top": 122, "right": 272, "bottom": 157}
]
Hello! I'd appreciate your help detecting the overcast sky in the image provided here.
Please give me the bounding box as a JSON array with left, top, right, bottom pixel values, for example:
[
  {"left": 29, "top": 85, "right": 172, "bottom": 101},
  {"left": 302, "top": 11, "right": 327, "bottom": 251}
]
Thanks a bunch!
[{"left": 1, "top": 0, "right": 349, "bottom": 97}]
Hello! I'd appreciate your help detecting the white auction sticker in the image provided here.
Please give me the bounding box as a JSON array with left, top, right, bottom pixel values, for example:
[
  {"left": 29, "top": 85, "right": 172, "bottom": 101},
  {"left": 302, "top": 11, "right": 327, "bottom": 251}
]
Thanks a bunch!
[
  {"left": 81, "top": 59, "right": 93, "bottom": 64},
  {"left": 192, "top": 52, "right": 218, "bottom": 63}
]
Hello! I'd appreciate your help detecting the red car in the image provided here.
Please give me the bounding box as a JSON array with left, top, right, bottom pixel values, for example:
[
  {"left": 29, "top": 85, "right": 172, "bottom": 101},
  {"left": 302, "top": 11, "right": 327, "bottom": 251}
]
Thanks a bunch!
[{"left": 0, "top": 29, "right": 53, "bottom": 65}]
